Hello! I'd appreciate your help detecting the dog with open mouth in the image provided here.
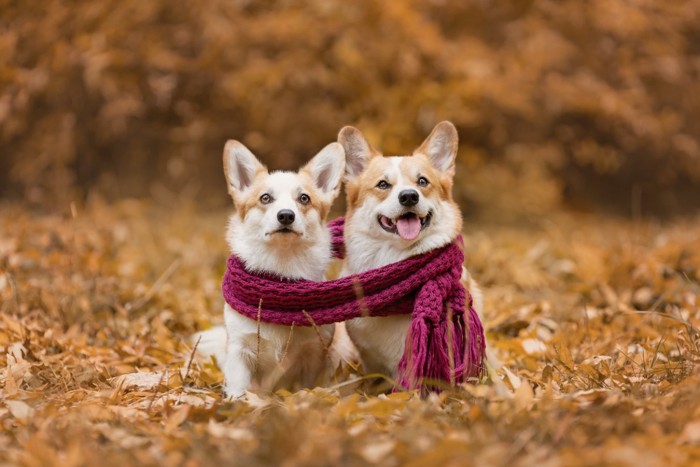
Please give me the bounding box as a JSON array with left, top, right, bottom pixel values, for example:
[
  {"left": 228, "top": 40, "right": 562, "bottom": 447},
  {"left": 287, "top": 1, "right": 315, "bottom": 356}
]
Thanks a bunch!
[
  {"left": 337, "top": 121, "right": 485, "bottom": 380},
  {"left": 195, "top": 138, "right": 346, "bottom": 398}
]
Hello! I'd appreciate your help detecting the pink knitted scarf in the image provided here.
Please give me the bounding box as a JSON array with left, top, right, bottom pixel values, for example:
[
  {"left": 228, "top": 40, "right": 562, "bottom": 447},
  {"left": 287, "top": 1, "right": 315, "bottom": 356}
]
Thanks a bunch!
[{"left": 221, "top": 217, "right": 486, "bottom": 390}]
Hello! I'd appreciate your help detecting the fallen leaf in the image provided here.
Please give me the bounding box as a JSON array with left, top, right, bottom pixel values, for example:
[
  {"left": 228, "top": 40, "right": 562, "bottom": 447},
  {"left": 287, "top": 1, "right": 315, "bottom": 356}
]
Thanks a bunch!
[
  {"left": 679, "top": 421, "right": 700, "bottom": 445},
  {"left": 165, "top": 404, "right": 190, "bottom": 432},
  {"left": 360, "top": 440, "right": 395, "bottom": 463},
  {"left": 6, "top": 400, "right": 35, "bottom": 420},
  {"left": 521, "top": 338, "right": 547, "bottom": 355}
]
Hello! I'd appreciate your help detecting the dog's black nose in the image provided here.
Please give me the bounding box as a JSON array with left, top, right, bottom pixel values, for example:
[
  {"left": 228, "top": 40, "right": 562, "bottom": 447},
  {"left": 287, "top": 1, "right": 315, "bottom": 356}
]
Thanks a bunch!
[
  {"left": 398, "top": 189, "right": 419, "bottom": 207},
  {"left": 277, "top": 209, "right": 295, "bottom": 225}
]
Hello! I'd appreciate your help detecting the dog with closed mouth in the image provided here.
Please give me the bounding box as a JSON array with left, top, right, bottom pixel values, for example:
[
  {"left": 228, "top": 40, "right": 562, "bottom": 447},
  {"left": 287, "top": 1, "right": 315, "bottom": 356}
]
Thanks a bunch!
[
  {"left": 337, "top": 121, "right": 485, "bottom": 380},
  {"left": 196, "top": 139, "right": 346, "bottom": 398}
]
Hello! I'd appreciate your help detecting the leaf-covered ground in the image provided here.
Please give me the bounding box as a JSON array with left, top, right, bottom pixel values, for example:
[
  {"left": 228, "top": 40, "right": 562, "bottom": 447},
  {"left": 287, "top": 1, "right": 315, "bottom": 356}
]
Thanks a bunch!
[{"left": 1, "top": 200, "right": 699, "bottom": 466}]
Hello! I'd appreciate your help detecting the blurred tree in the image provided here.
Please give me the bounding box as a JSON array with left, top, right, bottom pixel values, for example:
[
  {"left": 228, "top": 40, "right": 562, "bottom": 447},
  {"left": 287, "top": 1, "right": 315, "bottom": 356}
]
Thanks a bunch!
[{"left": 1, "top": 0, "right": 699, "bottom": 217}]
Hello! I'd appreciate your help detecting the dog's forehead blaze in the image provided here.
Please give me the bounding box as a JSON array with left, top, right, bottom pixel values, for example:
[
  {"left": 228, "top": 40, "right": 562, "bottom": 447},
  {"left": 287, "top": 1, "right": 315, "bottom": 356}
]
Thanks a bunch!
[
  {"left": 398, "top": 155, "right": 435, "bottom": 179},
  {"left": 363, "top": 157, "right": 395, "bottom": 182},
  {"left": 364, "top": 154, "right": 445, "bottom": 184}
]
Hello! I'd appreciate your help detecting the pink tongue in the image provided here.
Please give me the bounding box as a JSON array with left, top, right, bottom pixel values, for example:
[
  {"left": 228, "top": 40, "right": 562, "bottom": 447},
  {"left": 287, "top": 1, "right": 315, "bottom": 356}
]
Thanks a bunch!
[{"left": 396, "top": 216, "right": 421, "bottom": 240}]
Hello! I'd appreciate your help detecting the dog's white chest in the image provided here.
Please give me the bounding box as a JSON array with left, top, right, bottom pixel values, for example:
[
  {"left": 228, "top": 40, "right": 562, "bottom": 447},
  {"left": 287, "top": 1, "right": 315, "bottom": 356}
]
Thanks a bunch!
[{"left": 345, "top": 315, "right": 411, "bottom": 377}]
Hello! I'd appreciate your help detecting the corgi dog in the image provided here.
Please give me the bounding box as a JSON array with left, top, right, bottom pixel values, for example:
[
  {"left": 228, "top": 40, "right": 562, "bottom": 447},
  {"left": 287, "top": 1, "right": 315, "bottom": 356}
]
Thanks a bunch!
[
  {"left": 337, "top": 121, "right": 485, "bottom": 379},
  {"left": 197, "top": 139, "right": 345, "bottom": 398}
]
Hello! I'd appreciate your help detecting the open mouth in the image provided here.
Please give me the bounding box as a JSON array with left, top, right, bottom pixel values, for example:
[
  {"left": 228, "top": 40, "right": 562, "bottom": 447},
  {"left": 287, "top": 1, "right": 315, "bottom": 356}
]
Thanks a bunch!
[{"left": 377, "top": 211, "right": 432, "bottom": 240}]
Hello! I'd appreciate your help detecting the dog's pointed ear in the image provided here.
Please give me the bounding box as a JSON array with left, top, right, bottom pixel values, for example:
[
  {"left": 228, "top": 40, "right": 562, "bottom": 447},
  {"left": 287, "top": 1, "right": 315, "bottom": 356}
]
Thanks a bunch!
[
  {"left": 338, "top": 126, "right": 379, "bottom": 180},
  {"left": 303, "top": 142, "right": 345, "bottom": 198},
  {"left": 415, "top": 121, "right": 458, "bottom": 176},
  {"left": 223, "top": 140, "right": 266, "bottom": 196}
]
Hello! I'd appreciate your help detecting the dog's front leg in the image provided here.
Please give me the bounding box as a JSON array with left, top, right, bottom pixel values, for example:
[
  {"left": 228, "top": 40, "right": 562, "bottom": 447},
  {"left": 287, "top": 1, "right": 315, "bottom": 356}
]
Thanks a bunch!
[{"left": 223, "top": 343, "right": 253, "bottom": 398}]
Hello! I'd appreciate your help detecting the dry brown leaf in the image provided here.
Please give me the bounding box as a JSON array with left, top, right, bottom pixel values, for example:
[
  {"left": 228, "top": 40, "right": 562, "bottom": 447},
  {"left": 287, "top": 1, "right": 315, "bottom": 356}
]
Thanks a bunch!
[
  {"left": 360, "top": 440, "right": 395, "bottom": 464},
  {"left": 164, "top": 404, "right": 190, "bottom": 432},
  {"left": 5, "top": 400, "right": 35, "bottom": 420},
  {"left": 679, "top": 421, "right": 700, "bottom": 445}
]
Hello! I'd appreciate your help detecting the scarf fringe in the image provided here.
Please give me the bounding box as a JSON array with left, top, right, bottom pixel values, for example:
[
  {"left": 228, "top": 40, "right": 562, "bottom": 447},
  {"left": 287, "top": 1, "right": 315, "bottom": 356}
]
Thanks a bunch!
[{"left": 397, "top": 301, "right": 485, "bottom": 390}]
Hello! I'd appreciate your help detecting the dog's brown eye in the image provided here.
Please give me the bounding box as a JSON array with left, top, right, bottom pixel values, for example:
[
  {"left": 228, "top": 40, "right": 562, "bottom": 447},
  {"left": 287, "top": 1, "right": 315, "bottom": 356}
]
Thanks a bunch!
[
  {"left": 260, "top": 193, "right": 273, "bottom": 204},
  {"left": 417, "top": 177, "right": 429, "bottom": 187},
  {"left": 298, "top": 193, "right": 311, "bottom": 205},
  {"left": 376, "top": 180, "right": 391, "bottom": 190}
]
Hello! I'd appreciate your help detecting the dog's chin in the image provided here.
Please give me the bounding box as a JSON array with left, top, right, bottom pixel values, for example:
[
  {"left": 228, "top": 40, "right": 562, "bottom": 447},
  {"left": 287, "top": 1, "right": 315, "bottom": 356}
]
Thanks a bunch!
[
  {"left": 265, "top": 228, "right": 302, "bottom": 240},
  {"left": 376, "top": 210, "right": 432, "bottom": 241}
]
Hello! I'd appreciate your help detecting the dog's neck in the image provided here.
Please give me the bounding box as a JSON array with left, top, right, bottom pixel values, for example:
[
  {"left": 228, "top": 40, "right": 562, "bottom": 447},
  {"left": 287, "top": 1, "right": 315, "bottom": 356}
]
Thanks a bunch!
[
  {"left": 344, "top": 235, "right": 413, "bottom": 273},
  {"left": 227, "top": 215, "right": 330, "bottom": 281}
]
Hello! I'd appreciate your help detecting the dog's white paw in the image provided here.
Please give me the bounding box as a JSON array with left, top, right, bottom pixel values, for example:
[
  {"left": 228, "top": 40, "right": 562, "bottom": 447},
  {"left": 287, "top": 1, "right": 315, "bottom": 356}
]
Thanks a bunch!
[{"left": 224, "top": 386, "right": 248, "bottom": 400}]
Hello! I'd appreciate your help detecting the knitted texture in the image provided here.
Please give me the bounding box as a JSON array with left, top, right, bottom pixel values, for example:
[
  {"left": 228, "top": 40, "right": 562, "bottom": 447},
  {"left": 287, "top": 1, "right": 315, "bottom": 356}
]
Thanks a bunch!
[{"left": 222, "top": 217, "right": 486, "bottom": 389}]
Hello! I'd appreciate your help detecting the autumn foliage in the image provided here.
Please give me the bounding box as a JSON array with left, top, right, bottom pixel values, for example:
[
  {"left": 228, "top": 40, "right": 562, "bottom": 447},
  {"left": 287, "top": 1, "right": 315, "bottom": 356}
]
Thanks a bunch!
[
  {"left": 1, "top": 204, "right": 699, "bottom": 464},
  {"left": 2, "top": 0, "right": 699, "bottom": 216}
]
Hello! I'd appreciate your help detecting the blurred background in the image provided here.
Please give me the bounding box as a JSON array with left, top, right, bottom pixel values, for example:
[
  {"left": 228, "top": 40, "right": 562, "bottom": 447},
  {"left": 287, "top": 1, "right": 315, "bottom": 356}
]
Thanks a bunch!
[{"left": 2, "top": 0, "right": 699, "bottom": 220}]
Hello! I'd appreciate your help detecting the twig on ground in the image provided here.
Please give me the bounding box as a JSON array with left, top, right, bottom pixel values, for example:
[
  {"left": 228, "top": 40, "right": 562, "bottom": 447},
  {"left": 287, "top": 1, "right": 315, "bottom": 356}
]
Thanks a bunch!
[
  {"left": 148, "top": 370, "right": 168, "bottom": 414},
  {"left": 302, "top": 310, "right": 330, "bottom": 353},
  {"left": 182, "top": 335, "right": 201, "bottom": 383},
  {"left": 352, "top": 278, "right": 370, "bottom": 317},
  {"left": 279, "top": 323, "right": 295, "bottom": 366},
  {"left": 327, "top": 373, "right": 397, "bottom": 390},
  {"left": 3, "top": 271, "right": 21, "bottom": 314},
  {"left": 126, "top": 259, "right": 181, "bottom": 313}
]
